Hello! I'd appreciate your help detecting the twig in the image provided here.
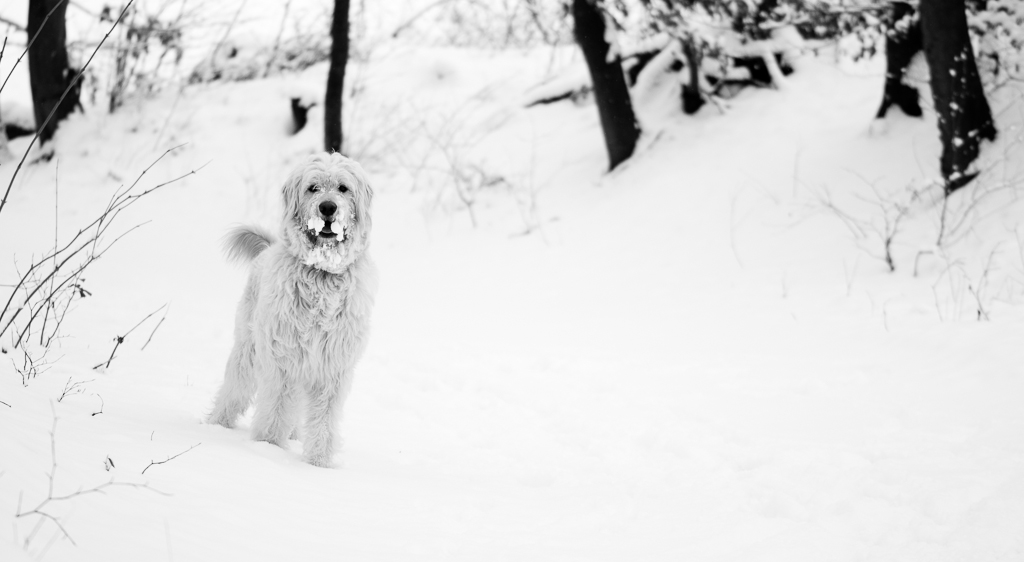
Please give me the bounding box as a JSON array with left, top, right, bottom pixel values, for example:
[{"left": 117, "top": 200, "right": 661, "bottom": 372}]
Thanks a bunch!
[
  {"left": 391, "top": 0, "right": 452, "bottom": 38},
  {"left": 57, "top": 376, "right": 92, "bottom": 402},
  {"left": 141, "top": 443, "right": 200, "bottom": 475},
  {"left": 141, "top": 305, "right": 170, "bottom": 350},
  {"left": 39, "top": 159, "right": 61, "bottom": 346},
  {"left": 94, "top": 304, "right": 167, "bottom": 369},
  {"left": 263, "top": 0, "right": 292, "bottom": 77}
]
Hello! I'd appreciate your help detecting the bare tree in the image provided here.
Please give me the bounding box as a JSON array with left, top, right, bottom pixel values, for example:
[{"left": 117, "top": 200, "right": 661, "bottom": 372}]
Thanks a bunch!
[
  {"left": 572, "top": 0, "right": 640, "bottom": 171},
  {"left": 919, "top": 0, "right": 997, "bottom": 194},
  {"left": 325, "top": 0, "right": 351, "bottom": 154},
  {"left": 27, "top": 0, "right": 78, "bottom": 143}
]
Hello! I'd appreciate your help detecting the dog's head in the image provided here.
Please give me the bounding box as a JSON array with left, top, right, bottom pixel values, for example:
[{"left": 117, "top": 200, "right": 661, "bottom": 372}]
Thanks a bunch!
[{"left": 280, "top": 152, "right": 373, "bottom": 273}]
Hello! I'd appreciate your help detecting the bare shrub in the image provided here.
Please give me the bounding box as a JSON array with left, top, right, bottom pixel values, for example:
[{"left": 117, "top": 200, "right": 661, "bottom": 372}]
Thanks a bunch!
[
  {"left": 14, "top": 405, "right": 165, "bottom": 556},
  {"left": 1, "top": 146, "right": 204, "bottom": 383}
]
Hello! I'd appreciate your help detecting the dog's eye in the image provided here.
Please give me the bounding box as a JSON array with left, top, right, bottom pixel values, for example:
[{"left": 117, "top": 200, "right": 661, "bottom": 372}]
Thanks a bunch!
[
  {"left": 307, "top": 185, "right": 321, "bottom": 193},
  {"left": 339, "top": 185, "right": 349, "bottom": 193}
]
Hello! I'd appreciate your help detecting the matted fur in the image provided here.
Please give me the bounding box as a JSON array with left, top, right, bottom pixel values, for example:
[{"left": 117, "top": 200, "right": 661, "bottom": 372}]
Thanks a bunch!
[{"left": 208, "top": 152, "right": 378, "bottom": 468}]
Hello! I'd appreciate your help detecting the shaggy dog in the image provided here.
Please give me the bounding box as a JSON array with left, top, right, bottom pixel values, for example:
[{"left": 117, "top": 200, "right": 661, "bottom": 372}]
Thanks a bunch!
[{"left": 208, "top": 152, "right": 377, "bottom": 467}]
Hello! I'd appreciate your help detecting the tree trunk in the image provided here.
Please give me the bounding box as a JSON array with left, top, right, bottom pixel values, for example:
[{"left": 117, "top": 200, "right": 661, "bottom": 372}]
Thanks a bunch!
[
  {"left": 919, "top": 0, "right": 997, "bottom": 194},
  {"left": 876, "top": 2, "right": 922, "bottom": 119},
  {"left": 324, "top": 0, "right": 350, "bottom": 154},
  {"left": 681, "top": 39, "right": 704, "bottom": 115},
  {"left": 27, "top": 0, "right": 77, "bottom": 144},
  {"left": 572, "top": 0, "right": 640, "bottom": 171}
]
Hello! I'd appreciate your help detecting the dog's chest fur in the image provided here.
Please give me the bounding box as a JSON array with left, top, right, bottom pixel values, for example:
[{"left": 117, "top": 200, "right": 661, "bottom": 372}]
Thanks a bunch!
[
  {"left": 292, "top": 267, "right": 351, "bottom": 330},
  {"left": 252, "top": 245, "right": 375, "bottom": 377}
]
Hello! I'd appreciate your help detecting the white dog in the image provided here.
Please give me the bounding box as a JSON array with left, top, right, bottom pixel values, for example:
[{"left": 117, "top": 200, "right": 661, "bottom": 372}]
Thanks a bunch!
[{"left": 208, "top": 152, "right": 377, "bottom": 467}]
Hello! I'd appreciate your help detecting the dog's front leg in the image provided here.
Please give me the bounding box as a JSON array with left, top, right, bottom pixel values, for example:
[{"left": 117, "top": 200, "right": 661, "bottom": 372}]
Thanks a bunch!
[
  {"left": 250, "top": 365, "right": 298, "bottom": 447},
  {"left": 302, "top": 373, "right": 351, "bottom": 468}
]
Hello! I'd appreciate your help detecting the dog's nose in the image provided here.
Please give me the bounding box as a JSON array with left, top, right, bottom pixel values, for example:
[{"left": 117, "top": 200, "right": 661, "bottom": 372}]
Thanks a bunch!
[{"left": 318, "top": 201, "right": 337, "bottom": 217}]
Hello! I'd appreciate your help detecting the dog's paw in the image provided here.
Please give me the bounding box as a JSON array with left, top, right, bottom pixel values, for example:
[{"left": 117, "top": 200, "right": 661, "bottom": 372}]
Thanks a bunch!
[
  {"left": 251, "top": 428, "right": 288, "bottom": 447},
  {"left": 206, "top": 413, "right": 235, "bottom": 428},
  {"left": 303, "top": 451, "right": 336, "bottom": 468}
]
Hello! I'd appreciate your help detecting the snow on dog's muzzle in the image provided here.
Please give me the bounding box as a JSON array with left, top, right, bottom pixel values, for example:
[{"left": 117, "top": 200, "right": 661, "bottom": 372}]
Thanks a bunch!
[{"left": 306, "top": 209, "right": 353, "bottom": 242}]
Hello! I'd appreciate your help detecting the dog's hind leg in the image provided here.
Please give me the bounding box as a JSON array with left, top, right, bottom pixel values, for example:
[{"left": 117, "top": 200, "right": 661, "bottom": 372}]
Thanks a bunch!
[
  {"left": 208, "top": 274, "right": 259, "bottom": 427},
  {"left": 208, "top": 339, "right": 257, "bottom": 427}
]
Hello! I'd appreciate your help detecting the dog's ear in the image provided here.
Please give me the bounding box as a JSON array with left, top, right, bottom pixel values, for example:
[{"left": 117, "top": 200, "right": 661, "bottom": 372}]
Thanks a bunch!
[
  {"left": 347, "top": 158, "right": 373, "bottom": 238},
  {"left": 281, "top": 165, "right": 303, "bottom": 223}
]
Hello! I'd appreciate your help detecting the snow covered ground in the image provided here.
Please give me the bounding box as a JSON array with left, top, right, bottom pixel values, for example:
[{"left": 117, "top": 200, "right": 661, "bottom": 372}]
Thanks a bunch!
[{"left": 2, "top": 4, "right": 1024, "bottom": 560}]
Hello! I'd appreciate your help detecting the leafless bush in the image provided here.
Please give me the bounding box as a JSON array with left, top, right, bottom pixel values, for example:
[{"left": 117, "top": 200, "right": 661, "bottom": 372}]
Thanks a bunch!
[
  {"left": 935, "top": 134, "right": 1024, "bottom": 247},
  {"left": 188, "top": 2, "right": 333, "bottom": 84},
  {"left": 928, "top": 245, "right": 1006, "bottom": 322},
  {"left": 1, "top": 146, "right": 203, "bottom": 383},
  {"left": 418, "top": 122, "right": 509, "bottom": 227},
  {"left": 188, "top": 36, "right": 332, "bottom": 84},
  {"left": 391, "top": 0, "right": 573, "bottom": 48},
  {"left": 14, "top": 405, "right": 166, "bottom": 557},
  {"left": 101, "top": 0, "right": 191, "bottom": 112},
  {"left": 812, "top": 178, "right": 931, "bottom": 272}
]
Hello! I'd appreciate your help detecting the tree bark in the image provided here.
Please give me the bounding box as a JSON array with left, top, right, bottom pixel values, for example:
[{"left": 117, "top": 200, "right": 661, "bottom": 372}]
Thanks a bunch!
[
  {"left": 324, "top": 0, "right": 350, "bottom": 154},
  {"left": 681, "top": 39, "right": 704, "bottom": 115},
  {"left": 876, "top": 2, "right": 922, "bottom": 119},
  {"left": 572, "top": 0, "right": 640, "bottom": 171},
  {"left": 27, "top": 0, "right": 77, "bottom": 144},
  {"left": 919, "top": 0, "right": 997, "bottom": 194}
]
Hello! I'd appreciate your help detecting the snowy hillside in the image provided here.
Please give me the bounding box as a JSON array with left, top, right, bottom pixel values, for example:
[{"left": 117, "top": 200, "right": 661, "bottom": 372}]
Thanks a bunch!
[{"left": 2, "top": 2, "right": 1024, "bottom": 561}]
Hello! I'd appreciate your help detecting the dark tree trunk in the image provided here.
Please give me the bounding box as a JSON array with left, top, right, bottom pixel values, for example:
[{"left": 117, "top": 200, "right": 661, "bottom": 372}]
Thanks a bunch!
[
  {"left": 876, "top": 2, "right": 923, "bottom": 119},
  {"left": 27, "top": 0, "right": 77, "bottom": 143},
  {"left": 919, "top": 0, "right": 997, "bottom": 194},
  {"left": 572, "top": 0, "right": 640, "bottom": 171},
  {"left": 324, "top": 0, "right": 350, "bottom": 154},
  {"left": 681, "top": 39, "right": 705, "bottom": 115}
]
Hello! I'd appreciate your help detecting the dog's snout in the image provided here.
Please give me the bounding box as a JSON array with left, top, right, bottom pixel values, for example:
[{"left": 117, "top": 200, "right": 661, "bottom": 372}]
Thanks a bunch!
[{"left": 318, "top": 201, "right": 338, "bottom": 217}]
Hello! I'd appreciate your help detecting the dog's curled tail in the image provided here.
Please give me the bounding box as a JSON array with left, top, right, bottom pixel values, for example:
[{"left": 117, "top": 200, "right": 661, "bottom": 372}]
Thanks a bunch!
[{"left": 224, "top": 225, "right": 274, "bottom": 264}]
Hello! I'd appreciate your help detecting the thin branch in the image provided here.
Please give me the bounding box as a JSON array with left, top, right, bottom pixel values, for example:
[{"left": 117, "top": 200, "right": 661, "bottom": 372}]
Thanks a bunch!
[
  {"left": 141, "top": 305, "right": 170, "bottom": 350},
  {"left": 57, "top": 376, "right": 91, "bottom": 402},
  {"left": 391, "top": 0, "right": 452, "bottom": 38},
  {"left": 263, "top": 0, "right": 292, "bottom": 77},
  {"left": 94, "top": 304, "right": 166, "bottom": 370},
  {"left": 142, "top": 443, "right": 201, "bottom": 475}
]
